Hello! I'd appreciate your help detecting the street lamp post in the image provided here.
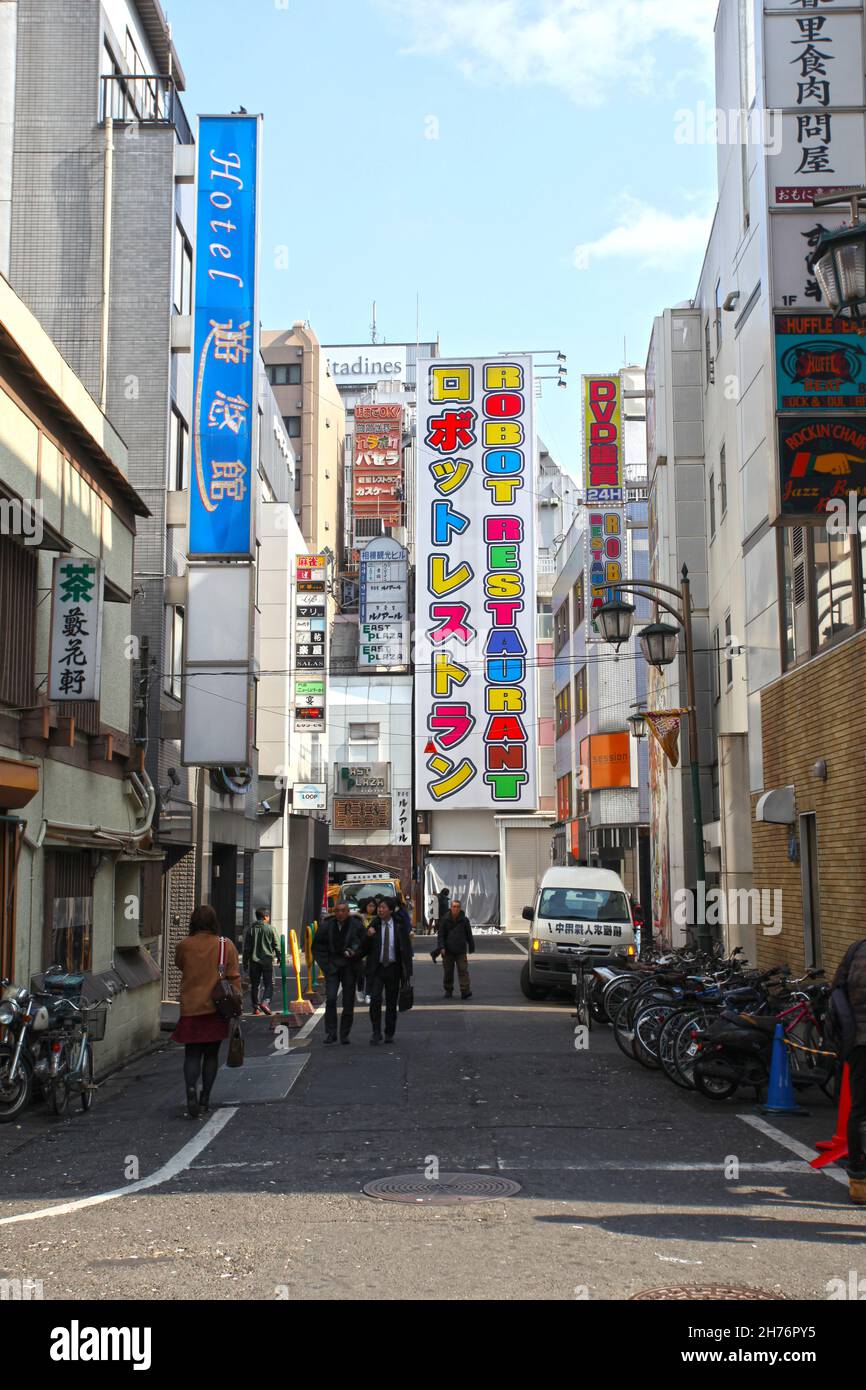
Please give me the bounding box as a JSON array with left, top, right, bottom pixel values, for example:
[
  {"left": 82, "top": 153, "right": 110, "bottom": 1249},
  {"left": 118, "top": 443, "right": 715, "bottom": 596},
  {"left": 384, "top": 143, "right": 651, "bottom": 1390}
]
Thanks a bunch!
[{"left": 596, "top": 564, "right": 710, "bottom": 954}]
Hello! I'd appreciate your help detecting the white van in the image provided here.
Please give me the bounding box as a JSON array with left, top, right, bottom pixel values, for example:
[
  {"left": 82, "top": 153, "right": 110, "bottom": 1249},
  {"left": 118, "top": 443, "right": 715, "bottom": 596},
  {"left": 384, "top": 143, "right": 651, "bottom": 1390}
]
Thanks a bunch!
[{"left": 520, "top": 867, "right": 636, "bottom": 999}]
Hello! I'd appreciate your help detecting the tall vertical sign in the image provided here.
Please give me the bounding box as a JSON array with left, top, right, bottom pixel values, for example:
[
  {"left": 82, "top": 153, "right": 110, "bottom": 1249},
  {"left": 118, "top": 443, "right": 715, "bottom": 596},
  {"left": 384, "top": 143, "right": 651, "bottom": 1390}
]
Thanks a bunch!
[
  {"left": 49, "top": 557, "right": 104, "bottom": 701},
  {"left": 189, "top": 115, "right": 260, "bottom": 558},
  {"left": 764, "top": 0, "right": 866, "bottom": 521},
  {"left": 415, "top": 356, "right": 538, "bottom": 810},
  {"left": 353, "top": 404, "right": 404, "bottom": 527},
  {"left": 293, "top": 555, "right": 327, "bottom": 732},
  {"left": 583, "top": 373, "right": 624, "bottom": 634}
]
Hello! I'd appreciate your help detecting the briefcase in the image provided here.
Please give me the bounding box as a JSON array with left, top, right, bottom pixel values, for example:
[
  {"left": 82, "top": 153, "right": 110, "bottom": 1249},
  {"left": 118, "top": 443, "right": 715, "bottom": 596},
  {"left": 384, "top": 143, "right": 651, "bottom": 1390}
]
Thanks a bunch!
[{"left": 398, "top": 980, "right": 414, "bottom": 1013}]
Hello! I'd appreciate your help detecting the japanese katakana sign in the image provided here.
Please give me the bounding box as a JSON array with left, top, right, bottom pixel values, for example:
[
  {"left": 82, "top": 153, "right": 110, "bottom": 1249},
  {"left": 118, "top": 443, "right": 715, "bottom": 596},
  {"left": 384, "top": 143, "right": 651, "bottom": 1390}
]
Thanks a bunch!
[
  {"left": 293, "top": 555, "right": 327, "bottom": 732},
  {"left": 415, "top": 356, "right": 538, "bottom": 811},
  {"left": 189, "top": 115, "right": 260, "bottom": 558},
  {"left": 49, "top": 557, "right": 104, "bottom": 702},
  {"left": 353, "top": 404, "right": 404, "bottom": 527},
  {"left": 586, "top": 508, "right": 625, "bottom": 642},
  {"left": 358, "top": 536, "right": 409, "bottom": 669}
]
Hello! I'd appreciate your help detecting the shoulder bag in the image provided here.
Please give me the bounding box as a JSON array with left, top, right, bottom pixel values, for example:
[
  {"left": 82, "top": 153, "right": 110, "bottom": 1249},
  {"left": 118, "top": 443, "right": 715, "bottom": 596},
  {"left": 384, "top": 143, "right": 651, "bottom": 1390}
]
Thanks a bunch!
[
  {"left": 226, "top": 1016, "right": 245, "bottom": 1068},
  {"left": 211, "top": 936, "right": 242, "bottom": 1020}
]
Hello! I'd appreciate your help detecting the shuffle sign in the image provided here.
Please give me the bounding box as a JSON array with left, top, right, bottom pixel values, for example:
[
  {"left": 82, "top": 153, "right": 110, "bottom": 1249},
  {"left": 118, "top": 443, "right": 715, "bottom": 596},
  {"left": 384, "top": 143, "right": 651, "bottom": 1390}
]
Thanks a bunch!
[
  {"left": 415, "top": 357, "right": 538, "bottom": 811},
  {"left": 189, "top": 115, "right": 260, "bottom": 559}
]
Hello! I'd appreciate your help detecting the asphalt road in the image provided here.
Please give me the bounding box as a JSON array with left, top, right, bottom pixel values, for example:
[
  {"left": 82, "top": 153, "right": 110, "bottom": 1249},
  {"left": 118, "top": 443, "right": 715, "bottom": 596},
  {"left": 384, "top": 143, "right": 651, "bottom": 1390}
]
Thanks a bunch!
[{"left": 0, "top": 936, "right": 862, "bottom": 1302}]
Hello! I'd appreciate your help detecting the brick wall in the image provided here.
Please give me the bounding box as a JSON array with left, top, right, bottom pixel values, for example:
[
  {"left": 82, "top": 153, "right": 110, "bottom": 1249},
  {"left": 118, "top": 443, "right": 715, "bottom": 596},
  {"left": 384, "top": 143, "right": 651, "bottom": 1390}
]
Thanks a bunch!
[{"left": 751, "top": 629, "right": 866, "bottom": 977}]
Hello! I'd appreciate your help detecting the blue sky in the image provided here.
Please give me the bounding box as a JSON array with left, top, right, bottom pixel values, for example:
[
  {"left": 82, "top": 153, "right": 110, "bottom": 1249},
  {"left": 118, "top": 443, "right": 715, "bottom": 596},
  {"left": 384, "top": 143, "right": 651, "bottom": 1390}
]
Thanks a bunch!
[{"left": 167, "top": 0, "right": 720, "bottom": 475}]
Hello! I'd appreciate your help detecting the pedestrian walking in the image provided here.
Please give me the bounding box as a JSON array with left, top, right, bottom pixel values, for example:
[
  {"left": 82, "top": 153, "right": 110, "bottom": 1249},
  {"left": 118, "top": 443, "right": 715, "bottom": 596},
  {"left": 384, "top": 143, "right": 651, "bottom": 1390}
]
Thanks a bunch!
[
  {"left": 438, "top": 900, "right": 474, "bottom": 1000},
  {"left": 832, "top": 937, "right": 866, "bottom": 1204},
  {"left": 356, "top": 897, "right": 379, "bottom": 1003},
  {"left": 364, "top": 898, "right": 413, "bottom": 1045},
  {"left": 242, "top": 907, "right": 281, "bottom": 1016},
  {"left": 313, "top": 900, "right": 367, "bottom": 1044},
  {"left": 172, "top": 905, "right": 241, "bottom": 1118}
]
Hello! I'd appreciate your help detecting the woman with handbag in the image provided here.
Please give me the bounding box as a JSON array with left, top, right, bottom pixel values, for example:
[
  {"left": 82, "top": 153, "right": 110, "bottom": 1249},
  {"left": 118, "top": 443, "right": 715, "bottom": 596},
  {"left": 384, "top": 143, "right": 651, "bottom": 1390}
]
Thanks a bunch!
[{"left": 172, "top": 904, "right": 242, "bottom": 1117}]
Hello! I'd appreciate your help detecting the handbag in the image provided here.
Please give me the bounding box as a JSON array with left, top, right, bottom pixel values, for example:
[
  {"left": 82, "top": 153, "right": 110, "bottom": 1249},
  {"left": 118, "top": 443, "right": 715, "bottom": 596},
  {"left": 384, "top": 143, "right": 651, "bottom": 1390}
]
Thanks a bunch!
[
  {"left": 226, "top": 1017, "right": 245, "bottom": 1068},
  {"left": 211, "top": 936, "right": 242, "bottom": 1020},
  {"left": 399, "top": 978, "right": 414, "bottom": 1012}
]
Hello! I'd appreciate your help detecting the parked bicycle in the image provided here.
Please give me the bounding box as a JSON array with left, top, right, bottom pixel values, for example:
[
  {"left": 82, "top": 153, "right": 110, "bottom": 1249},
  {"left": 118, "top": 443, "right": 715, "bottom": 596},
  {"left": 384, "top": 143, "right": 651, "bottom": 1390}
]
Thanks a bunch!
[{"left": 0, "top": 969, "right": 108, "bottom": 1121}]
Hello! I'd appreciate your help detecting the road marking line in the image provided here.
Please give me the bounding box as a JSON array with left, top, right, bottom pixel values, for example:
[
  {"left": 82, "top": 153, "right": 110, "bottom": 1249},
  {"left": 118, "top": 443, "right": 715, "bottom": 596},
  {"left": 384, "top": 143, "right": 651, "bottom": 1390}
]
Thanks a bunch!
[
  {"left": 0, "top": 1106, "right": 238, "bottom": 1226},
  {"left": 294, "top": 1004, "right": 326, "bottom": 1040},
  {"left": 495, "top": 1157, "right": 812, "bottom": 1174},
  {"left": 508, "top": 937, "right": 528, "bottom": 957},
  {"left": 738, "top": 1113, "right": 848, "bottom": 1187}
]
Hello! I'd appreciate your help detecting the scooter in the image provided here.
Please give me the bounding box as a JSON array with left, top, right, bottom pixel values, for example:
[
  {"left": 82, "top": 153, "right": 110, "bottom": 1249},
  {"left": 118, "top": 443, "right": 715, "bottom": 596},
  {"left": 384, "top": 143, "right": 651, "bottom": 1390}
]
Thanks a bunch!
[
  {"left": 0, "top": 972, "right": 78, "bottom": 1121},
  {"left": 691, "top": 1010, "right": 777, "bottom": 1101}
]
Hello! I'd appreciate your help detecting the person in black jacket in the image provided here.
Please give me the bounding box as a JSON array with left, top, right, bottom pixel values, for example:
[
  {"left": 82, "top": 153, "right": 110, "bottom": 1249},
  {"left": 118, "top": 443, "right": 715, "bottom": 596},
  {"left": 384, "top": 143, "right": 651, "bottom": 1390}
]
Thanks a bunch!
[
  {"left": 438, "top": 900, "right": 474, "bottom": 1000},
  {"left": 363, "top": 898, "right": 414, "bottom": 1044},
  {"left": 313, "top": 902, "right": 367, "bottom": 1044}
]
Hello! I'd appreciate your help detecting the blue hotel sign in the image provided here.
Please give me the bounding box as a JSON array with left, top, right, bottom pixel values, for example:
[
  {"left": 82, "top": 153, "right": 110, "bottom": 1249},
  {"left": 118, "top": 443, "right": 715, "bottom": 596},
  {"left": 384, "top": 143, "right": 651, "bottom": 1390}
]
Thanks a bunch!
[{"left": 189, "top": 115, "right": 260, "bottom": 558}]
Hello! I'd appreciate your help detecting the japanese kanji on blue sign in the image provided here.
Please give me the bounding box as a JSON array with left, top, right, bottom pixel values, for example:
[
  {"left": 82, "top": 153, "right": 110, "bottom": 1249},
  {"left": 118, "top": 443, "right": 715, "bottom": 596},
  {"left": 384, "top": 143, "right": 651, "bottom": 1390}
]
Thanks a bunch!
[{"left": 189, "top": 115, "right": 260, "bottom": 558}]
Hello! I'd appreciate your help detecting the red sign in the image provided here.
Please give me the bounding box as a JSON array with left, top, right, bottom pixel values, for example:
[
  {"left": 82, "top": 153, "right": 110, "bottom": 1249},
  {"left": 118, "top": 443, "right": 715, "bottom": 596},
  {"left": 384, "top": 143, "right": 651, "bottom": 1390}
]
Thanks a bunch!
[{"left": 353, "top": 403, "right": 403, "bottom": 524}]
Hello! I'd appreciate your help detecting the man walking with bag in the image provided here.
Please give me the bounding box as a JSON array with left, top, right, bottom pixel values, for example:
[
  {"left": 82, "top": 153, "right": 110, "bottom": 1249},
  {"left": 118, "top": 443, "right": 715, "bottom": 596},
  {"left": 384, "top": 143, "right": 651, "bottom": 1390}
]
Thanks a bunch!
[
  {"left": 242, "top": 908, "right": 281, "bottom": 1017},
  {"left": 438, "top": 899, "right": 474, "bottom": 1000},
  {"left": 313, "top": 900, "right": 367, "bottom": 1044},
  {"left": 365, "top": 898, "right": 413, "bottom": 1045}
]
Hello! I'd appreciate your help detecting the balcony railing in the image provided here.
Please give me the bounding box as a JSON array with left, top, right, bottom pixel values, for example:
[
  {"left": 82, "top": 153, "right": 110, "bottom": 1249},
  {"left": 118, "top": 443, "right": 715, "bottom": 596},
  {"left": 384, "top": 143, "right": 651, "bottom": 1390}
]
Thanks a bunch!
[{"left": 100, "top": 74, "right": 193, "bottom": 146}]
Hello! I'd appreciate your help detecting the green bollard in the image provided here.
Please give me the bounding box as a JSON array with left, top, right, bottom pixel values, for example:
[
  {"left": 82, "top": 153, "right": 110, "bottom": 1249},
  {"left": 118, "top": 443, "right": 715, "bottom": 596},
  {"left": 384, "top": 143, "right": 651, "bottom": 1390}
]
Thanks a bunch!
[{"left": 279, "top": 933, "right": 288, "bottom": 1015}]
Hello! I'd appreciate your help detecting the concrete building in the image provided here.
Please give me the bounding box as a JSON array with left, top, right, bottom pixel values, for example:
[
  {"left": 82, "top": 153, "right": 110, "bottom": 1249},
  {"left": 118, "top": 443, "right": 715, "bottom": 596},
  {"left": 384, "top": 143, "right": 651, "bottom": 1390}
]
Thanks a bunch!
[
  {"left": 550, "top": 371, "right": 651, "bottom": 901},
  {"left": 643, "top": 0, "right": 866, "bottom": 971},
  {"left": 0, "top": 270, "right": 157, "bottom": 1071},
  {"left": 261, "top": 323, "right": 346, "bottom": 561}
]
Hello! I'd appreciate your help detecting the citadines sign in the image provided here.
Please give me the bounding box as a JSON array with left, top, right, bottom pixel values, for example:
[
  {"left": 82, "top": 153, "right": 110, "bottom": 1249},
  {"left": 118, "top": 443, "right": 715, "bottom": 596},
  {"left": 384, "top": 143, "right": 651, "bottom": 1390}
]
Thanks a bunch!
[
  {"left": 325, "top": 346, "right": 409, "bottom": 386},
  {"left": 583, "top": 374, "right": 624, "bottom": 504}
]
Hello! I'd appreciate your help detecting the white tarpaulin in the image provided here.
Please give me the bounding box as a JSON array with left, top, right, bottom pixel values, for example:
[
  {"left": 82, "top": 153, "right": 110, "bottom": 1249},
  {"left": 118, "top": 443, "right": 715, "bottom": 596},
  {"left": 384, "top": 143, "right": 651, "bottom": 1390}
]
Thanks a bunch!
[
  {"left": 415, "top": 356, "right": 538, "bottom": 812},
  {"left": 424, "top": 854, "right": 500, "bottom": 931}
]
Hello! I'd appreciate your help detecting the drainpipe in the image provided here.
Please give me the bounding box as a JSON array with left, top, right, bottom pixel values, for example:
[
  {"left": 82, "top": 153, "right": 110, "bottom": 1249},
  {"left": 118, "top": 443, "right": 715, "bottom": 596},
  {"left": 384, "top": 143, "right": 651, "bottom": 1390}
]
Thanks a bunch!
[
  {"left": 99, "top": 114, "right": 114, "bottom": 412},
  {"left": 22, "top": 769, "right": 157, "bottom": 852}
]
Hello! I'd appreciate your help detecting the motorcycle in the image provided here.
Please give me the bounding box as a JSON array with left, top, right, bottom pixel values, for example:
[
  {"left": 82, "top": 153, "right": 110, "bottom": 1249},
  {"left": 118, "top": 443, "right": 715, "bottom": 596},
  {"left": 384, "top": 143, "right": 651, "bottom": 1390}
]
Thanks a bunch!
[
  {"left": 0, "top": 972, "right": 80, "bottom": 1121},
  {"left": 692, "top": 1009, "right": 778, "bottom": 1101}
]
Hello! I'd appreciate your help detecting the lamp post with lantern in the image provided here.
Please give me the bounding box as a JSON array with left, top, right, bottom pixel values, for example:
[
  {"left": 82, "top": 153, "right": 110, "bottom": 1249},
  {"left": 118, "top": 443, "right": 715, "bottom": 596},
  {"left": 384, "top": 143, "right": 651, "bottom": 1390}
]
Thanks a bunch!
[{"left": 595, "top": 564, "right": 710, "bottom": 953}]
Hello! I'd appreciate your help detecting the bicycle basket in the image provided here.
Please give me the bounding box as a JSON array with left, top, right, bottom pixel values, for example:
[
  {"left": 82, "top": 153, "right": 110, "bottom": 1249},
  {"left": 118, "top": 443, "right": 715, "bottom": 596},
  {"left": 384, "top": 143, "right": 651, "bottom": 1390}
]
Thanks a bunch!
[{"left": 82, "top": 1002, "right": 109, "bottom": 1042}]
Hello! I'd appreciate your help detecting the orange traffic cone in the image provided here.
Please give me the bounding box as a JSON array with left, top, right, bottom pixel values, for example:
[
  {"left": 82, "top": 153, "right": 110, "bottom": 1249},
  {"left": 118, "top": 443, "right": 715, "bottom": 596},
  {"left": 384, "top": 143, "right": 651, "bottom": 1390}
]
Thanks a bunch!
[{"left": 811, "top": 1064, "right": 851, "bottom": 1171}]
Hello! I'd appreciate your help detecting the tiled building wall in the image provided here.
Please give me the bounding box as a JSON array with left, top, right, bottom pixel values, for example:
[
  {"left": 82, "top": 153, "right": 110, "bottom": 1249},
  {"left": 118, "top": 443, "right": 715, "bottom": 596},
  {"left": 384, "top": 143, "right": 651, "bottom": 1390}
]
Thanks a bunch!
[{"left": 751, "top": 630, "right": 866, "bottom": 978}]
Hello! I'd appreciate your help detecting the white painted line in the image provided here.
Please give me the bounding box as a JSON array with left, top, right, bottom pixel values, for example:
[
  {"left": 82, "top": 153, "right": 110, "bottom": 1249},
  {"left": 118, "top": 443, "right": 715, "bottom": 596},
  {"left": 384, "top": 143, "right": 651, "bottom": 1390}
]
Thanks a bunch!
[
  {"left": 738, "top": 1113, "right": 849, "bottom": 1187},
  {"left": 509, "top": 937, "right": 528, "bottom": 957},
  {"left": 495, "top": 1157, "right": 812, "bottom": 1174},
  {"left": 294, "top": 1004, "right": 326, "bottom": 1041},
  {"left": 0, "top": 1105, "right": 238, "bottom": 1226}
]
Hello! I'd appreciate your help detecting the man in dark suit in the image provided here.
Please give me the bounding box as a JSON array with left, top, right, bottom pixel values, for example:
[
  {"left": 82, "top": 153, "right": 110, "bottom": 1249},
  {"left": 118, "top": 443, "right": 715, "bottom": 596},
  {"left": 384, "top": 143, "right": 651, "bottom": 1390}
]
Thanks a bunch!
[
  {"left": 313, "top": 901, "right": 367, "bottom": 1044},
  {"left": 364, "top": 898, "right": 413, "bottom": 1044}
]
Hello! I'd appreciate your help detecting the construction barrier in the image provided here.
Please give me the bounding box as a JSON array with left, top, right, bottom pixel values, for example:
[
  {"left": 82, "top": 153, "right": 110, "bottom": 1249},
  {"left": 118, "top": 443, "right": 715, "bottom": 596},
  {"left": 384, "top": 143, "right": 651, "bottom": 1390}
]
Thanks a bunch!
[{"left": 288, "top": 928, "right": 314, "bottom": 1017}]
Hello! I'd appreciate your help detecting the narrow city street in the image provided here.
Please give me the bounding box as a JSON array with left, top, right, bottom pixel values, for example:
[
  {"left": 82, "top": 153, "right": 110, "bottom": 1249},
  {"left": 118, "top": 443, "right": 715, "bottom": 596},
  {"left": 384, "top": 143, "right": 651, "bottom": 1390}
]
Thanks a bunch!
[{"left": 0, "top": 937, "right": 860, "bottom": 1303}]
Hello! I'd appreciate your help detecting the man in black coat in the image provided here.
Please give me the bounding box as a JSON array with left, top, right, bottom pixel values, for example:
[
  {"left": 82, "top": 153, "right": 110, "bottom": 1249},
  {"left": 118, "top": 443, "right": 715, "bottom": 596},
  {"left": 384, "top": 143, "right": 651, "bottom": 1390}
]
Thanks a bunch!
[
  {"left": 363, "top": 898, "right": 413, "bottom": 1044},
  {"left": 437, "top": 899, "right": 474, "bottom": 1000},
  {"left": 313, "top": 901, "right": 367, "bottom": 1044}
]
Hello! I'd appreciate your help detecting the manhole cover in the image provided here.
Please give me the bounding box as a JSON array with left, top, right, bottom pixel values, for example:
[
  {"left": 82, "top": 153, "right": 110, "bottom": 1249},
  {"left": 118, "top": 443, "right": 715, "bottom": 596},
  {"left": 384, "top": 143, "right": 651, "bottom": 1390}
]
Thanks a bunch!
[
  {"left": 362, "top": 1173, "right": 522, "bottom": 1205},
  {"left": 631, "top": 1285, "right": 785, "bottom": 1301}
]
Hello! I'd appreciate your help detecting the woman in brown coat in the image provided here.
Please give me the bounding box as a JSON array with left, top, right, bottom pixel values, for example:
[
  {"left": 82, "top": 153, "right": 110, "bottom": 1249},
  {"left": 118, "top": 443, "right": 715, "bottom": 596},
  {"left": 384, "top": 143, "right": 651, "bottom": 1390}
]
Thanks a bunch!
[{"left": 172, "top": 905, "right": 241, "bottom": 1117}]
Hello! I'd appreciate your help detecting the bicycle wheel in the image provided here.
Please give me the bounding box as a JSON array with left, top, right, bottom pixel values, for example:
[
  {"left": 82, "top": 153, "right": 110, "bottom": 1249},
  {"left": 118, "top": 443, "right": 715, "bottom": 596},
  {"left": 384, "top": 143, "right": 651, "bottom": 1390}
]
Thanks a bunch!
[
  {"left": 79, "top": 1038, "right": 94, "bottom": 1112},
  {"left": 602, "top": 976, "right": 638, "bottom": 1024},
  {"left": 633, "top": 1004, "right": 673, "bottom": 1069},
  {"left": 48, "top": 1044, "right": 70, "bottom": 1116},
  {"left": 658, "top": 1010, "right": 694, "bottom": 1087},
  {"left": 612, "top": 998, "right": 636, "bottom": 1059},
  {"left": 788, "top": 1020, "right": 835, "bottom": 1097},
  {"left": 672, "top": 1008, "right": 719, "bottom": 1090}
]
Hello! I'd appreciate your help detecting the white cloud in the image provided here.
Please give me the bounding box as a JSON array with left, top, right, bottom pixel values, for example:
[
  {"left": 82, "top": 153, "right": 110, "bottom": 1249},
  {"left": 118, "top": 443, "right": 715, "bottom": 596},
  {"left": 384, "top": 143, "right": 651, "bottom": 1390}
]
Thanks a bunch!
[
  {"left": 573, "top": 196, "right": 714, "bottom": 271},
  {"left": 380, "top": 0, "right": 717, "bottom": 107}
]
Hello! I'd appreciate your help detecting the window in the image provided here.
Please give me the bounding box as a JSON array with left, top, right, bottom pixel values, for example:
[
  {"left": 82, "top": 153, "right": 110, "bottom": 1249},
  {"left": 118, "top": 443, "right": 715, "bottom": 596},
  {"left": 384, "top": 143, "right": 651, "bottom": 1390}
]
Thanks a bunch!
[
  {"left": 572, "top": 573, "right": 585, "bottom": 630},
  {"left": 712, "top": 626, "right": 721, "bottom": 701},
  {"left": 287, "top": 364, "right": 302, "bottom": 385},
  {"left": 556, "top": 772, "right": 572, "bottom": 823},
  {"left": 719, "top": 442, "right": 728, "bottom": 516},
  {"left": 709, "top": 473, "right": 716, "bottom": 538},
  {"left": 814, "top": 532, "right": 854, "bottom": 651},
  {"left": 555, "top": 685, "right": 571, "bottom": 738},
  {"left": 0, "top": 535, "right": 37, "bottom": 709},
  {"left": 348, "top": 722, "right": 379, "bottom": 742},
  {"left": 44, "top": 851, "right": 93, "bottom": 972},
  {"left": 284, "top": 415, "right": 302, "bottom": 438},
  {"left": 724, "top": 612, "right": 733, "bottom": 689},
  {"left": 172, "top": 222, "right": 192, "bottom": 315},
  {"left": 715, "top": 279, "right": 722, "bottom": 349},
  {"left": 169, "top": 406, "right": 189, "bottom": 491},
  {"left": 267, "top": 364, "right": 301, "bottom": 386},
  {"left": 554, "top": 599, "right": 570, "bottom": 654},
  {"left": 705, "top": 318, "right": 712, "bottom": 384},
  {"left": 164, "top": 606, "right": 184, "bottom": 700},
  {"left": 536, "top": 597, "right": 553, "bottom": 641},
  {"left": 574, "top": 665, "right": 587, "bottom": 722}
]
